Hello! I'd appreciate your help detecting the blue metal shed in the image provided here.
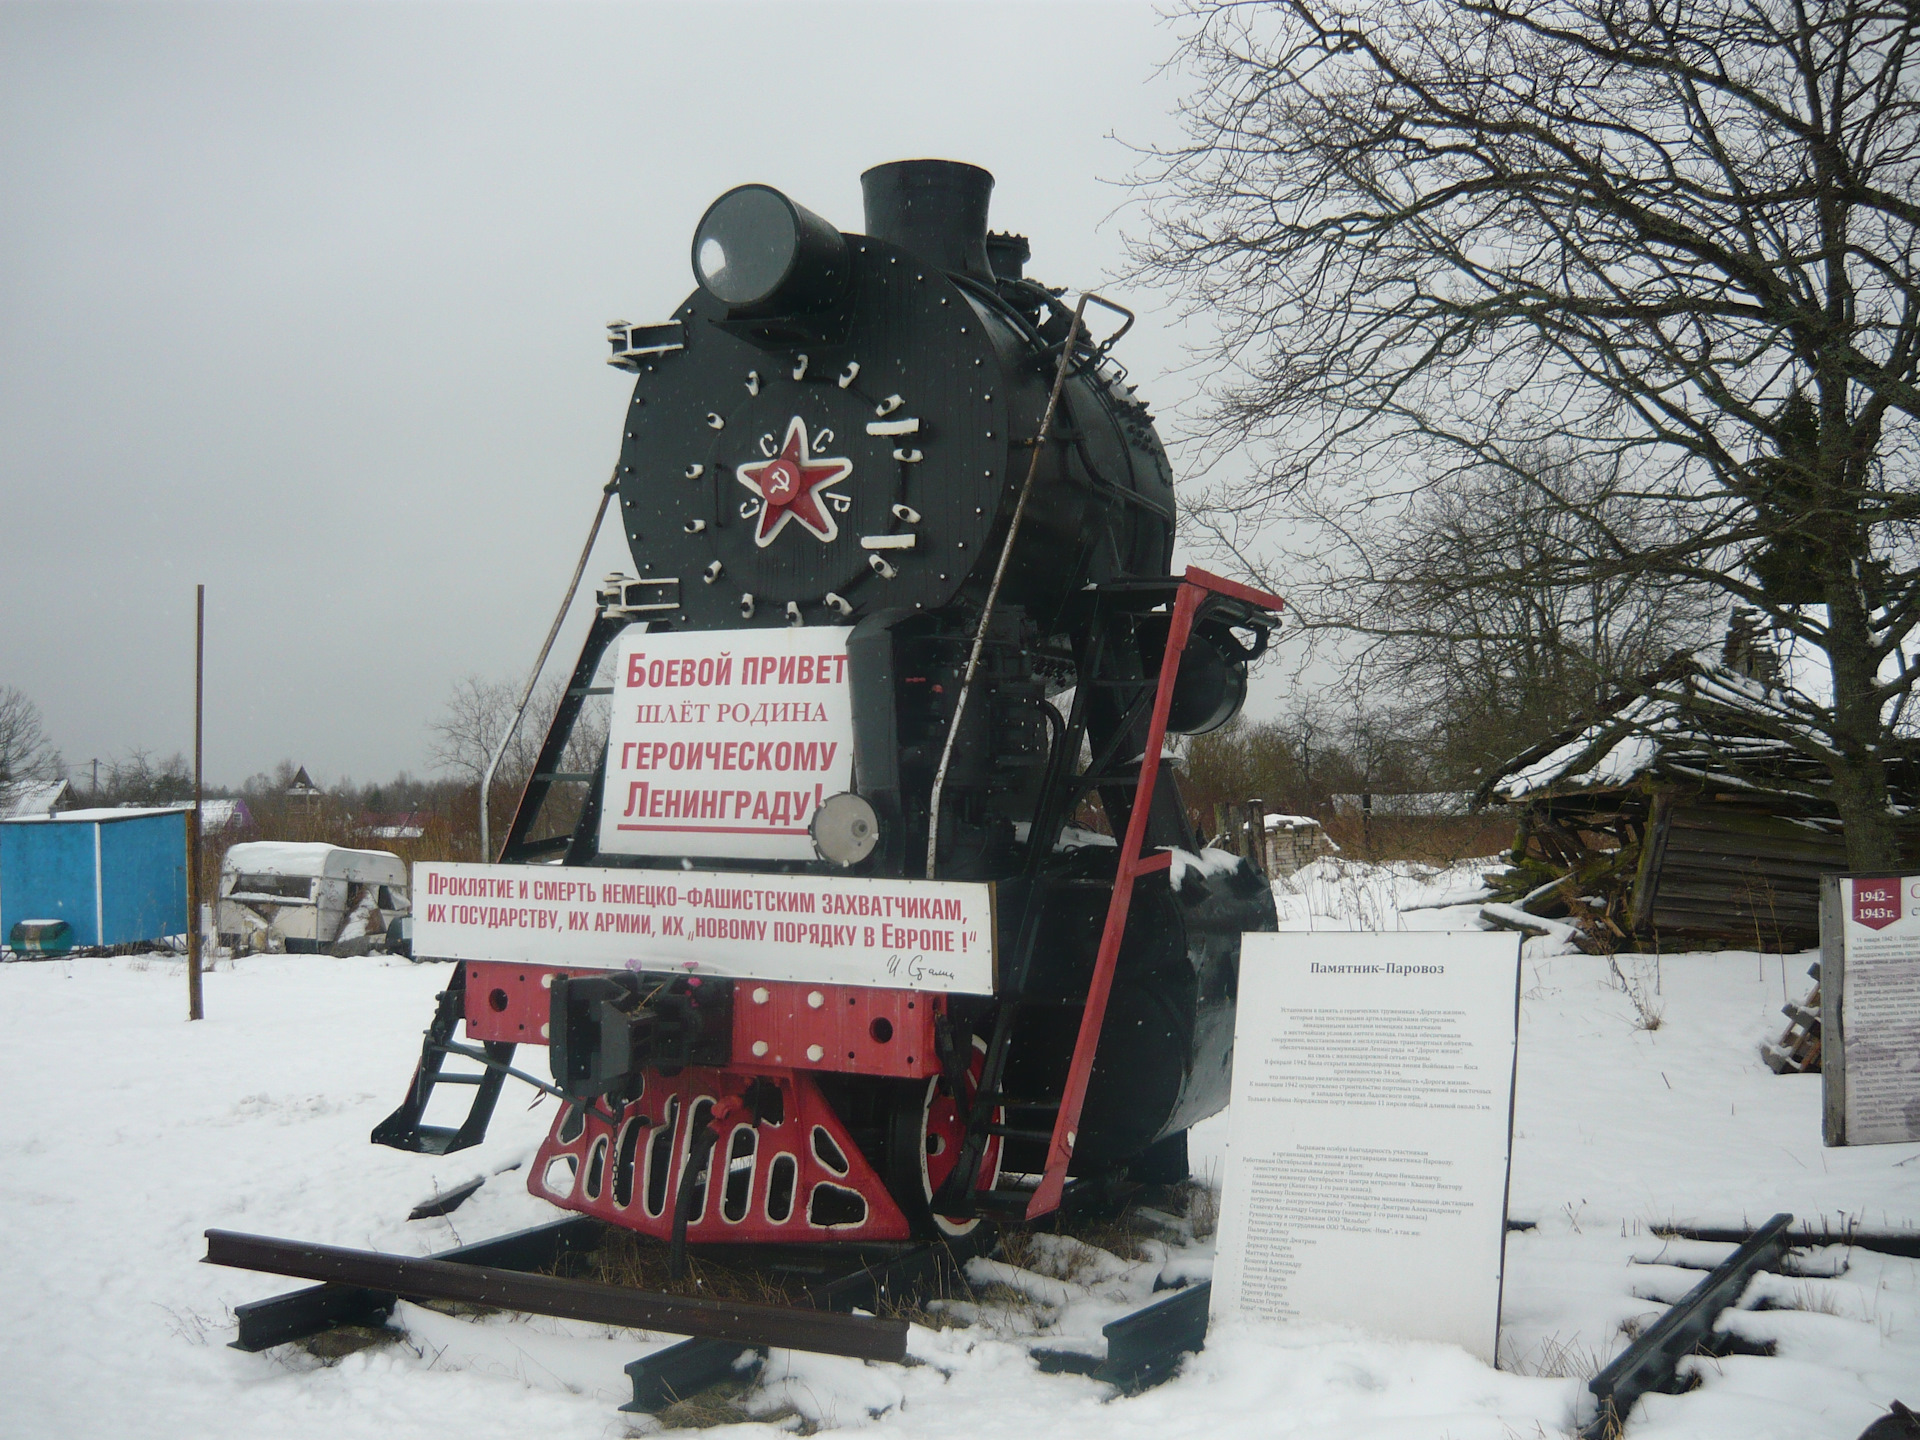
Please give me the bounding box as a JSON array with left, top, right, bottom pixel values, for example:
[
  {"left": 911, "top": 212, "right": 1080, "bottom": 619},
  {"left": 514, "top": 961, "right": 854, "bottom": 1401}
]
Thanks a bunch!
[{"left": 0, "top": 807, "right": 188, "bottom": 949}]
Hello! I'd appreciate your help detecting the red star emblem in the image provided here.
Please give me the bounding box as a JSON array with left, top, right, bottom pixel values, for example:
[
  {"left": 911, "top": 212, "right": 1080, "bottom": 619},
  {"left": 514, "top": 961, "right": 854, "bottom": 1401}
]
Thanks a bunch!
[{"left": 735, "top": 417, "right": 853, "bottom": 547}]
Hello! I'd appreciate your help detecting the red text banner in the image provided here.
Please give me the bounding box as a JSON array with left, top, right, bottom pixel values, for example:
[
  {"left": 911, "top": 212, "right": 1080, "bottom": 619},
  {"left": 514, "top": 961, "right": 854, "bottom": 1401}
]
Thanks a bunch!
[
  {"left": 413, "top": 862, "right": 996, "bottom": 995},
  {"left": 598, "top": 627, "right": 856, "bottom": 862}
]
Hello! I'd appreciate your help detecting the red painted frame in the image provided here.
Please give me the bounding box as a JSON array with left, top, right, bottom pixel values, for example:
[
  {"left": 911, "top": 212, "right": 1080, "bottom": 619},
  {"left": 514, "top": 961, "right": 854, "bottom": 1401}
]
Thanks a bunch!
[
  {"left": 1024, "top": 566, "right": 1284, "bottom": 1218},
  {"left": 460, "top": 961, "right": 944, "bottom": 1081},
  {"left": 530, "top": 1065, "right": 914, "bottom": 1242}
]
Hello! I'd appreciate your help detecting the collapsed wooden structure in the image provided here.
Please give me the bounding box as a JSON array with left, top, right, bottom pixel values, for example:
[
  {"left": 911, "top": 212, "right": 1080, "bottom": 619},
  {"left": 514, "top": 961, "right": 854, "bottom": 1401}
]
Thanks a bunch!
[{"left": 1476, "top": 629, "right": 1917, "bottom": 952}]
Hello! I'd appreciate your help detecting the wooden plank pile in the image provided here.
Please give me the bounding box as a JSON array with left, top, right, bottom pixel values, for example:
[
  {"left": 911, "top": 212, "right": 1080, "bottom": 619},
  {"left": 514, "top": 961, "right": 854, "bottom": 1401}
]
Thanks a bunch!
[{"left": 1475, "top": 635, "right": 1918, "bottom": 953}]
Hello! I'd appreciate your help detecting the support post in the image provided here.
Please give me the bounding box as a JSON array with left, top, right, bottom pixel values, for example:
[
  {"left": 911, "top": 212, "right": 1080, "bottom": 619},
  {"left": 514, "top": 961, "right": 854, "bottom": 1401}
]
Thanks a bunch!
[{"left": 188, "top": 583, "right": 205, "bottom": 1022}]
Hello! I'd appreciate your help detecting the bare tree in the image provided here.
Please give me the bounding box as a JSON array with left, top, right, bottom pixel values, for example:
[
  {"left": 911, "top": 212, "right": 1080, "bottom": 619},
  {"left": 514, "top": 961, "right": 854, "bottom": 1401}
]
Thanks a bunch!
[
  {"left": 1339, "top": 448, "right": 1719, "bottom": 778},
  {"left": 1134, "top": 0, "right": 1920, "bottom": 866},
  {"left": 0, "top": 686, "right": 56, "bottom": 784},
  {"left": 427, "top": 673, "right": 610, "bottom": 855},
  {"left": 1185, "top": 694, "right": 1432, "bottom": 818},
  {"left": 100, "top": 750, "right": 193, "bottom": 805},
  {"left": 426, "top": 675, "right": 542, "bottom": 790}
]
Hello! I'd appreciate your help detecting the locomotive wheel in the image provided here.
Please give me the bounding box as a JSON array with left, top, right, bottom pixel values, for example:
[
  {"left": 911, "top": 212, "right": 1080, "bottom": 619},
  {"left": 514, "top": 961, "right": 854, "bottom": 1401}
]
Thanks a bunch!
[{"left": 886, "top": 1035, "right": 1002, "bottom": 1238}]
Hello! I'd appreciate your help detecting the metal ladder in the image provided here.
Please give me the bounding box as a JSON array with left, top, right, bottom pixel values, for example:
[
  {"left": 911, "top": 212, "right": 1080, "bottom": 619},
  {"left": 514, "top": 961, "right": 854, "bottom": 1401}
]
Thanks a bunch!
[
  {"left": 939, "top": 566, "right": 1283, "bottom": 1221},
  {"left": 371, "top": 967, "right": 519, "bottom": 1155}
]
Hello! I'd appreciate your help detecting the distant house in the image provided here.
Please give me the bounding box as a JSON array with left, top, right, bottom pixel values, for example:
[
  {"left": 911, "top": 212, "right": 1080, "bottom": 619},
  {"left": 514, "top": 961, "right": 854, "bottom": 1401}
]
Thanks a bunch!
[
  {"left": 199, "top": 798, "right": 253, "bottom": 833},
  {"left": 0, "top": 778, "right": 70, "bottom": 820},
  {"left": 286, "top": 766, "right": 323, "bottom": 816},
  {"left": 359, "top": 811, "right": 427, "bottom": 841}
]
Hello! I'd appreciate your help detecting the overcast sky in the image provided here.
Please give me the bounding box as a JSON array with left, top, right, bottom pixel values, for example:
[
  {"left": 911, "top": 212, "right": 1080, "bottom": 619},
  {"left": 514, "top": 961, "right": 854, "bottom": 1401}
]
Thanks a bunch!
[{"left": 2, "top": 0, "right": 1289, "bottom": 790}]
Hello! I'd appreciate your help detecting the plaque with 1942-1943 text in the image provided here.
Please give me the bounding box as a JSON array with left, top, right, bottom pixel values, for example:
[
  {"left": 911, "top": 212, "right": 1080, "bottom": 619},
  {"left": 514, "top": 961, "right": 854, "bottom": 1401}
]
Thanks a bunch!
[{"left": 1822, "top": 875, "right": 1920, "bottom": 1147}]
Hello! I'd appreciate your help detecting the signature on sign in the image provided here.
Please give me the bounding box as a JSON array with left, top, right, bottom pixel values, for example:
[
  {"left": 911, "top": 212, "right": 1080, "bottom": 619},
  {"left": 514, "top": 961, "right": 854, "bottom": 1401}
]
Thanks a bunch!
[{"left": 886, "top": 953, "right": 956, "bottom": 984}]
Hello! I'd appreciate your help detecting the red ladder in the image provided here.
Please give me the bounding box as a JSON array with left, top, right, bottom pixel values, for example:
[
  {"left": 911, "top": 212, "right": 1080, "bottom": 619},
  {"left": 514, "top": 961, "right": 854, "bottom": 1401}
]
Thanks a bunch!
[{"left": 1025, "top": 565, "right": 1284, "bottom": 1220}]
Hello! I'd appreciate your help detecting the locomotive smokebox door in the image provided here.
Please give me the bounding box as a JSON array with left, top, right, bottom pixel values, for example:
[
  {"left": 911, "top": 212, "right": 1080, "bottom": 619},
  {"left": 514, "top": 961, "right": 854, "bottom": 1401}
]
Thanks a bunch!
[{"left": 812, "top": 791, "right": 881, "bottom": 866}]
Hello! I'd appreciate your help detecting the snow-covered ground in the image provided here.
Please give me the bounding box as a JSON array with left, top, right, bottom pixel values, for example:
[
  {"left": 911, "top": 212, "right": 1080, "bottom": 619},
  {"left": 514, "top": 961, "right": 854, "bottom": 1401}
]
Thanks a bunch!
[
  {"left": 3, "top": 863, "right": 1917, "bottom": 1439},
  {"left": 1271, "top": 855, "right": 1499, "bottom": 934}
]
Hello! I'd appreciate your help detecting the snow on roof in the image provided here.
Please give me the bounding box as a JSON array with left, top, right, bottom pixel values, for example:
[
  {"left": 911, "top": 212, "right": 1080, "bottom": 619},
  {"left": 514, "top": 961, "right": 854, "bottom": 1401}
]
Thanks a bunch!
[
  {"left": 219, "top": 841, "right": 406, "bottom": 885},
  {"left": 1485, "top": 653, "right": 1838, "bottom": 803},
  {"left": 0, "top": 778, "right": 68, "bottom": 819},
  {"left": 3, "top": 804, "right": 183, "bottom": 824},
  {"left": 1263, "top": 813, "right": 1320, "bottom": 830}
]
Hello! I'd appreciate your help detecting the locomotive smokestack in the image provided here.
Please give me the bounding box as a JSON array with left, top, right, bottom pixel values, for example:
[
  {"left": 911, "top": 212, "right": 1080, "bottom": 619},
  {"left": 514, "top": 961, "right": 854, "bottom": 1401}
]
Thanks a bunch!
[{"left": 860, "top": 160, "right": 994, "bottom": 279}]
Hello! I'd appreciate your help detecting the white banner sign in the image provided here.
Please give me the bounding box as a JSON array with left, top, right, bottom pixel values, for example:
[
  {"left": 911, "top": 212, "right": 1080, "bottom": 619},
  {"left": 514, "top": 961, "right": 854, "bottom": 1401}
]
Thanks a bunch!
[
  {"left": 1212, "top": 932, "right": 1521, "bottom": 1364},
  {"left": 413, "top": 862, "right": 995, "bottom": 994},
  {"left": 598, "top": 627, "right": 856, "bottom": 862}
]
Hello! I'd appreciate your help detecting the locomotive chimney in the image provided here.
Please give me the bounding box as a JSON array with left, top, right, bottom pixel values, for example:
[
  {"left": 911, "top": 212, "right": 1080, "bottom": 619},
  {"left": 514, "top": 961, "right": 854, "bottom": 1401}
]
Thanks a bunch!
[{"left": 860, "top": 160, "right": 994, "bottom": 279}]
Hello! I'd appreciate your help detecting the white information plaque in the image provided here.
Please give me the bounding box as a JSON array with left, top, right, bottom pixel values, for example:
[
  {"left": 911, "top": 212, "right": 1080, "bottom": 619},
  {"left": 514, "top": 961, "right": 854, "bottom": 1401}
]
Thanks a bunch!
[
  {"left": 1822, "top": 875, "right": 1920, "bottom": 1146},
  {"left": 1211, "top": 932, "right": 1522, "bottom": 1363},
  {"left": 598, "top": 627, "right": 856, "bottom": 862},
  {"left": 414, "top": 862, "right": 995, "bottom": 995}
]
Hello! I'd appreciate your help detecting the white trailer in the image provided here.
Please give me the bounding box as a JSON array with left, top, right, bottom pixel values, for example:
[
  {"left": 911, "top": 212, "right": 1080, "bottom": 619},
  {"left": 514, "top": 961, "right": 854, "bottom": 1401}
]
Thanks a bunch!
[{"left": 217, "top": 842, "right": 409, "bottom": 955}]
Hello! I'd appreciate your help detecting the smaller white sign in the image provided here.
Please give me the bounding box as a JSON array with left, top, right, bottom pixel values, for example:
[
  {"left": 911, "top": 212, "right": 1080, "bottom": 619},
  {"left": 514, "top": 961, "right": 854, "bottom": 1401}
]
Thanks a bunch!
[
  {"left": 1212, "top": 932, "right": 1521, "bottom": 1364},
  {"left": 414, "top": 862, "right": 995, "bottom": 995},
  {"left": 599, "top": 627, "right": 856, "bottom": 863}
]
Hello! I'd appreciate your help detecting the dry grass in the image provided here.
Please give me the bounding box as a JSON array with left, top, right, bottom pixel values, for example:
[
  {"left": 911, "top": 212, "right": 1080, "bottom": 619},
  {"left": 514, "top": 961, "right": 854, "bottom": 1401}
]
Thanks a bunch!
[
  {"left": 1608, "top": 957, "right": 1666, "bottom": 1032},
  {"left": 299, "top": 1324, "right": 404, "bottom": 1362},
  {"left": 993, "top": 1183, "right": 1211, "bottom": 1277},
  {"left": 654, "top": 1378, "right": 807, "bottom": 1432},
  {"left": 1506, "top": 1330, "right": 1607, "bottom": 1380},
  {"left": 1171, "top": 1179, "right": 1220, "bottom": 1240},
  {"left": 1779, "top": 1281, "right": 1848, "bottom": 1317},
  {"left": 573, "top": 1228, "right": 986, "bottom": 1331},
  {"left": 1319, "top": 813, "right": 1514, "bottom": 866},
  {"left": 578, "top": 1231, "right": 800, "bottom": 1305}
]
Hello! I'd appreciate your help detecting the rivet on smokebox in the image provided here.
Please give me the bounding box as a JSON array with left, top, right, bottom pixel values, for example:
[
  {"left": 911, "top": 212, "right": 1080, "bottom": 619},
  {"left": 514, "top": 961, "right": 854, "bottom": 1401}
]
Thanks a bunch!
[
  {"left": 752, "top": 986, "right": 770, "bottom": 1004},
  {"left": 807, "top": 990, "right": 825, "bottom": 1009},
  {"left": 806, "top": 1044, "right": 825, "bottom": 1062}
]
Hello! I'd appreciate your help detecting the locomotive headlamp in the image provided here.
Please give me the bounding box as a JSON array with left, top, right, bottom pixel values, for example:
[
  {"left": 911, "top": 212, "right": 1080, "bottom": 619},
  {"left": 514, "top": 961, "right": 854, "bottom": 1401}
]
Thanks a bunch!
[{"left": 692, "top": 184, "right": 847, "bottom": 315}]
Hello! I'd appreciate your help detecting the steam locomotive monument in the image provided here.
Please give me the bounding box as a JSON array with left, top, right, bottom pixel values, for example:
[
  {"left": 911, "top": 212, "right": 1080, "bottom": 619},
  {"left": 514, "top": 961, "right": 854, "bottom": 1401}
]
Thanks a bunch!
[{"left": 373, "top": 159, "right": 1284, "bottom": 1250}]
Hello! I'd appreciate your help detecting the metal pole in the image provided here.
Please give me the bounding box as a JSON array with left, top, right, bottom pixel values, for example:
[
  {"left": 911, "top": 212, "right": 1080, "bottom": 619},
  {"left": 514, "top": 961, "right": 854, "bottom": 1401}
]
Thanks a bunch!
[
  {"left": 926, "top": 296, "right": 1088, "bottom": 879},
  {"left": 478, "top": 480, "right": 618, "bottom": 864},
  {"left": 188, "top": 584, "right": 204, "bottom": 1022}
]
